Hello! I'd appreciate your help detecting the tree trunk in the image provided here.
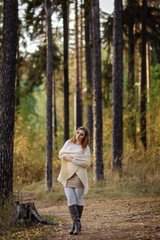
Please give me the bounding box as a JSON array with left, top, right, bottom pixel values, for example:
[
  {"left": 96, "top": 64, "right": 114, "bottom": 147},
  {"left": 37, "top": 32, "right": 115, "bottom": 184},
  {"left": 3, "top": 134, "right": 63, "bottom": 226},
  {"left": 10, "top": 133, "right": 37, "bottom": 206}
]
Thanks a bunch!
[
  {"left": 52, "top": 72, "right": 58, "bottom": 150},
  {"left": 75, "top": 0, "right": 82, "bottom": 130},
  {"left": 92, "top": 0, "right": 104, "bottom": 181},
  {"left": 146, "top": 42, "right": 151, "bottom": 146},
  {"left": 140, "top": 0, "right": 147, "bottom": 149},
  {"left": 15, "top": 32, "right": 20, "bottom": 110},
  {"left": 138, "top": 52, "right": 141, "bottom": 111},
  {"left": 127, "top": 0, "right": 136, "bottom": 148},
  {"left": 0, "top": 0, "right": 18, "bottom": 204},
  {"left": 63, "top": 0, "right": 69, "bottom": 141},
  {"left": 10, "top": 202, "right": 56, "bottom": 227},
  {"left": 84, "top": 0, "right": 93, "bottom": 145},
  {"left": 112, "top": 0, "right": 123, "bottom": 171},
  {"left": 146, "top": 42, "right": 151, "bottom": 104},
  {"left": 45, "top": 0, "right": 53, "bottom": 192},
  {"left": 79, "top": 0, "right": 83, "bottom": 125}
]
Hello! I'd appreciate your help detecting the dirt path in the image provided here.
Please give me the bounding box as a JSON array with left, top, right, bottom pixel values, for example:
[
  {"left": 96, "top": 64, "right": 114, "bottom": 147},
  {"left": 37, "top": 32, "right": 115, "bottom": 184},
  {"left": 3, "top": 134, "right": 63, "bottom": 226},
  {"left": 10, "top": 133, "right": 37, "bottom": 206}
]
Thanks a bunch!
[{"left": 25, "top": 194, "right": 160, "bottom": 240}]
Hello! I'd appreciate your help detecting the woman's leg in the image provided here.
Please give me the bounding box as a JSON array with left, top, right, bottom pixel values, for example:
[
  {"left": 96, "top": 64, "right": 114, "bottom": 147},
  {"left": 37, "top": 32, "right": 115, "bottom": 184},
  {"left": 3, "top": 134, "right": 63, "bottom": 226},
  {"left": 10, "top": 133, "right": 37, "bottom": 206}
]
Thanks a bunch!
[
  {"left": 74, "top": 188, "right": 84, "bottom": 232},
  {"left": 64, "top": 187, "right": 77, "bottom": 206},
  {"left": 75, "top": 188, "right": 84, "bottom": 206},
  {"left": 64, "top": 188, "right": 81, "bottom": 235}
]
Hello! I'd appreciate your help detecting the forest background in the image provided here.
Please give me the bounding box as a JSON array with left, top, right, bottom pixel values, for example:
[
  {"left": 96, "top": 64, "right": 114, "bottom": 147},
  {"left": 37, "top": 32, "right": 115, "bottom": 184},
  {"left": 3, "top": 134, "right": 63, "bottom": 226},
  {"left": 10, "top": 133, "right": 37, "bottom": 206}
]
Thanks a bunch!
[{"left": 0, "top": 0, "right": 160, "bottom": 213}]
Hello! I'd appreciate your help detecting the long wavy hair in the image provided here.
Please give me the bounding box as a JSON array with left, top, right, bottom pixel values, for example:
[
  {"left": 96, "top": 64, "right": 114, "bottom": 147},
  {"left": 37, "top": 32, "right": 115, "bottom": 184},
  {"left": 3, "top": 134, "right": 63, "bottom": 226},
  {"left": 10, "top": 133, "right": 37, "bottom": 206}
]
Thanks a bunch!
[{"left": 70, "top": 126, "right": 90, "bottom": 150}]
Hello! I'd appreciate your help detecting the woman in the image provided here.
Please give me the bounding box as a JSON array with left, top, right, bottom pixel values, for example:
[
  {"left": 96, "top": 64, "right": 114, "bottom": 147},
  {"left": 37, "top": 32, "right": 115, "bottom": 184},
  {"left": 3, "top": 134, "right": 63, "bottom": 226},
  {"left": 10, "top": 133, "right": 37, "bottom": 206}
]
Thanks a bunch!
[{"left": 57, "top": 126, "right": 90, "bottom": 235}]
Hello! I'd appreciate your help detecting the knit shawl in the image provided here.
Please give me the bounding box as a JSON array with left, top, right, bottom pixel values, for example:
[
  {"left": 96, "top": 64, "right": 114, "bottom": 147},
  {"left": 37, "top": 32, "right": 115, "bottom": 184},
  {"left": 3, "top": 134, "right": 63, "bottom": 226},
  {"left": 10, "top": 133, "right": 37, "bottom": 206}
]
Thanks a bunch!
[{"left": 57, "top": 150, "right": 90, "bottom": 195}]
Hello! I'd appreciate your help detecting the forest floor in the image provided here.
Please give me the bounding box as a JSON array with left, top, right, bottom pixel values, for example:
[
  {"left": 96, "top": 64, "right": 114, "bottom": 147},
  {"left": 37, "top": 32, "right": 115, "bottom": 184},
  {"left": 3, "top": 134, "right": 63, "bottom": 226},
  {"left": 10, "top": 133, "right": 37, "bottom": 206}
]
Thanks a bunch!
[{"left": 22, "top": 192, "right": 160, "bottom": 240}]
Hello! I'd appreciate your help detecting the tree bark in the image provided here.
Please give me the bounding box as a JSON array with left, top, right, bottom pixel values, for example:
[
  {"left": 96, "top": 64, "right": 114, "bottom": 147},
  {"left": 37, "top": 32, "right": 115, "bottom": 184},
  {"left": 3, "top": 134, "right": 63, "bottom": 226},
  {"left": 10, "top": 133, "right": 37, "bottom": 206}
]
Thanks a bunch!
[
  {"left": 52, "top": 72, "right": 58, "bottom": 149},
  {"left": 45, "top": 0, "right": 53, "bottom": 192},
  {"left": 84, "top": 0, "right": 93, "bottom": 145},
  {"left": 79, "top": 0, "right": 83, "bottom": 125},
  {"left": 146, "top": 42, "right": 151, "bottom": 104},
  {"left": 75, "top": 0, "right": 82, "bottom": 130},
  {"left": 0, "top": 0, "right": 18, "bottom": 204},
  {"left": 127, "top": 0, "right": 136, "bottom": 148},
  {"left": 92, "top": 0, "right": 104, "bottom": 181},
  {"left": 63, "top": 0, "right": 69, "bottom": 141},
  {"left": 140, "top": 0, "right": 147, "bottom": 149},
  {"left": 112, "top": 0, "right": 123, "bottom": 171},
  {"left": 15, "top": 25, "right": 21, "bottom": 110}
]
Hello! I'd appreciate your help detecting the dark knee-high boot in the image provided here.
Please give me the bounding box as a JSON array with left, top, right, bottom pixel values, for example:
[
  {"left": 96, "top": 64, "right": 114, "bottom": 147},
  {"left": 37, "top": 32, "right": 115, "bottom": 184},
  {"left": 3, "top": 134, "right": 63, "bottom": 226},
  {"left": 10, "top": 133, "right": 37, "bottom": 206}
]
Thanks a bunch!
[
  {"left": 68, "top": 205, "right": 81, "bottom": 235},
  {"left": 77, "top": 205, "right": 83, "bottom": 219},
  {"left": 68, "top": 205, "right": 75, "bottom": 235},
  {"left": 77, "top": 205, "right": 83, "bottom": 232},
  {"left": 69, "top": 221, "right": 75, "bottom": 235}
]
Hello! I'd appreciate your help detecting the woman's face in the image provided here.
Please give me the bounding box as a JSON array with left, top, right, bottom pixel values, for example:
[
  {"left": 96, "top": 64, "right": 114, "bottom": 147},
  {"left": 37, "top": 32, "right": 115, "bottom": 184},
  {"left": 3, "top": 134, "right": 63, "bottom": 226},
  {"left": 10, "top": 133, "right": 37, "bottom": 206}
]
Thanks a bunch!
[{"left": 76, "top": 129, "right": 85, "bottom": 144}]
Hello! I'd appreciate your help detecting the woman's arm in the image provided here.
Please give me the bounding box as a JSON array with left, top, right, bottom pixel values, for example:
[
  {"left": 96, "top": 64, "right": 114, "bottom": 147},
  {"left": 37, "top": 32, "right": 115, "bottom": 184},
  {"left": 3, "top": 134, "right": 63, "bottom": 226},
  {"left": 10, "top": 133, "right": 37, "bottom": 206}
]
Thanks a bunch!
[
  {"left": 63, "top": 145, "right": 90, "bottom": 168},
  {"left": 63, "top": 155, "right": 88, "bottom": 168},
  {"left": 58, "top": 140, "right": 70, "bottom": 159},
  {"left": 71, "top": 158, "right": 89, "bottom": 168}
]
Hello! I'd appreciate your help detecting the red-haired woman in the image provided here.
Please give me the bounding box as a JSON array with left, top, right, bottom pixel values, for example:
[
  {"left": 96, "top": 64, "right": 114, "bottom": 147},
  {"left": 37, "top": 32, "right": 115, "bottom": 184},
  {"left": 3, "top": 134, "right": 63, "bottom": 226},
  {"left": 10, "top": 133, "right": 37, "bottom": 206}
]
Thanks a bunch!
[{"left": 57, "top": 126, "right": 90, "bottom": 235}]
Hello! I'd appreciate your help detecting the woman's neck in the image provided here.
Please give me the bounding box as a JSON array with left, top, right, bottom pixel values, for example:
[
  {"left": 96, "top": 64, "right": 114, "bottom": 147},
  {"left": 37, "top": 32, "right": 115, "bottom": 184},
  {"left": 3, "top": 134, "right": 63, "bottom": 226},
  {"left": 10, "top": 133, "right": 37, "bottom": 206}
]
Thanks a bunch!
[{"left": 75, "top": 140, "right": 81, "bottom": 145}]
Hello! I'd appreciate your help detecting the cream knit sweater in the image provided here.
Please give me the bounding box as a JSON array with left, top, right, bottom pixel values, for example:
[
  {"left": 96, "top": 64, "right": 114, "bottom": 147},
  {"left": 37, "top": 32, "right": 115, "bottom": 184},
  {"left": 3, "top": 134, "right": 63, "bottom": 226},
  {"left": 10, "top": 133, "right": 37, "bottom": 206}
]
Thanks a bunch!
[{"left": 57, "top": 140, "right": 90, "bottom": 194}]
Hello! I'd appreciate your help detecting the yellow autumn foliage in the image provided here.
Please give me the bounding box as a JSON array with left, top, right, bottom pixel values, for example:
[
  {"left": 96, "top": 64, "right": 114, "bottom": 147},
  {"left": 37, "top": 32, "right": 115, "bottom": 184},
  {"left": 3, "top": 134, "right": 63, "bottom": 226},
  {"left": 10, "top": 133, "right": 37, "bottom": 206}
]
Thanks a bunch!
[{"left": 14, "top": 116, "right": 46, "bottom": 183}]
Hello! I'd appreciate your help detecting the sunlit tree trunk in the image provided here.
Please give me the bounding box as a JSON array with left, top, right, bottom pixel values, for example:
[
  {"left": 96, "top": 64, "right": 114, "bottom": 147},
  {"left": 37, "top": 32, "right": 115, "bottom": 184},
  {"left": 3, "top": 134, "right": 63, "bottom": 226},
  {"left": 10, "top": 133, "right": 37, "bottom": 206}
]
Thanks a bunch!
[
  {"left": 138, "top": 51, "right": 141, "bottom": 111},
  {"left": 79, "top": 0, "right": 83, "bottom": 125},
  {"left": 63, "top": 0, "right": 69, "bottom": 141},
  {"left": 140, "top": 0, "right": 147, "bottom": 149},
  {"left": 146, "top": 41, "right": 151, "bottom": 146},
  {"left": 0, "top": 0, "right": 18, "bottom": 204},
  {"left": 75, "top": 0, "right": 82, "bottom": 130},
  {"left": 45, "top": 0, "right": 53, "bottom": 192},
  {"left": 84, "top": 0, "right": 93, "bottom": 145},
  {"left": 112, "top": 0, "right": 123, "bottom": 171},
  {"left": 52, "top": 72, "right": 57, "bottom": 149},
  {"left": 92, "top": 0, "right": 104, "bottom": 180},
  {"left": 146, "top": 42, "right": 151, "bottom": 104}
]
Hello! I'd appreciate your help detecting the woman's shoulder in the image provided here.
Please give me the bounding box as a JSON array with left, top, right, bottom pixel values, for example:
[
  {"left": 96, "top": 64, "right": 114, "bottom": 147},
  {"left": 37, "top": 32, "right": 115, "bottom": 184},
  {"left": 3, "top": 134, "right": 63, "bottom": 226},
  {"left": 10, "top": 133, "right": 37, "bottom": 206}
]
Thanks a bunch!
[
  {"left": 84, "top": 145, "right": 90, "bottom": 154},
  {"left": 66, "top": 139, "right": 71, "bottom": 144},
  {"left": 62, "top": 139, "right": 71, "bottom": 148}
]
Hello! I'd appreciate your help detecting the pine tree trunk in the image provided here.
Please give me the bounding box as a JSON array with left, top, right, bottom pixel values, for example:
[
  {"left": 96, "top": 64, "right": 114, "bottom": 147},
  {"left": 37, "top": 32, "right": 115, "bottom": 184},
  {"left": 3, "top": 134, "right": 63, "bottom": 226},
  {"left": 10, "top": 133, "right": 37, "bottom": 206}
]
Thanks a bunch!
[
  {"left": 63, "top": 0, "right": 69, "bottom": 141},
  {"left": 15, "top": 31, "right": 20, "bottom": 110},
  {"left": 84, "top": 0, "right": 93, "bottom": 145},
  {"left": 146, "top": 42, "right": 151, "bottom": 104},
  {"left": 45, "top": 0, "right": 53, "bottom": 192},
  {"left": 140, "top": 0, "right": 147, "bottom": 149},
  {"left": 92, "top": 0, "right": 104, "bottom": 181},
  {"left": 0, "top": 0, "right": 18, "bottom": 204},
  {"left": 138, "top": 53, "right": 141, "bottom": 111},
  {"left": 127, "top": 0, "right": 136, "bottom": 148},
  {"left": 112, "top": 0, "right": 123, "bottom": 171},
  {"left": 75, "top": 0, "right": 82, "bottom": 129},
  {"left": 79, "top": 0, "right": 83, "bottom": 125},
  {"left": 52, "top": 72, "right": 58, "bottom": 150}
]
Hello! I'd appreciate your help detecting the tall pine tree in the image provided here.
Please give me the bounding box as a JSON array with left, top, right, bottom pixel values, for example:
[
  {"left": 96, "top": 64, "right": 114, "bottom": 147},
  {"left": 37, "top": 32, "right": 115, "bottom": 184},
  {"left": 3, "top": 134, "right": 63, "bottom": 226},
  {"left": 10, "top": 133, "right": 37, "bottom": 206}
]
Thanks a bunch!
[
  {"left": 112, "top": 0, "right": 123, "bottom": 170},
  {"left": 140, "top": 0, "right": 147, "bottom": 149},
  {"left": 62, "top": 0, "right": 69, "bottom": 141},
  {"left": 92, "top": 0, "right": 104, "bottom": 180},
  {"left": 45, "top": 0, "right": 53, "bottom": 192},
  {"left": 84, "top": 0, "right": 93, "bottom": 145},
  {"left": 0, "top": 0, "right": 18, "bottom": 204}
]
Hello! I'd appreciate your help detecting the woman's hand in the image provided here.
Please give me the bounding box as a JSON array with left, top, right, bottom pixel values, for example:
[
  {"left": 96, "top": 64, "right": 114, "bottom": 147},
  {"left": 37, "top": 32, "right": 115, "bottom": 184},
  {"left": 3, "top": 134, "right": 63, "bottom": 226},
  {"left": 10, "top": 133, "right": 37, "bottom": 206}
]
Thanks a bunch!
[{"left": 63, "top": 155, "right": 73, "bottom": 162}]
